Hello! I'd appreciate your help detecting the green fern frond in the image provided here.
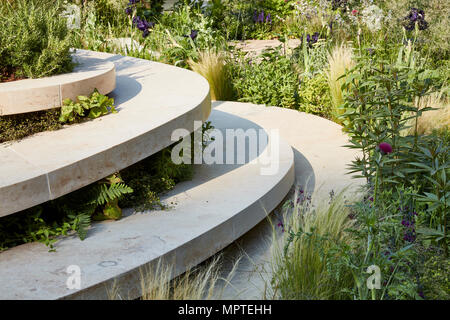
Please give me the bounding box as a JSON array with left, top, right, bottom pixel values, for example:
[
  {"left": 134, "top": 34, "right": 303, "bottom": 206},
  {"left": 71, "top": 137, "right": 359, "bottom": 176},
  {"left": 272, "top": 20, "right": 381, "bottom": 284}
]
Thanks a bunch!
[
  {"left": 69, "top": 213, "right": 91, "bottom": 241},
  {"left": 95, "top": 183, "right": 133, "bottom": 206}
]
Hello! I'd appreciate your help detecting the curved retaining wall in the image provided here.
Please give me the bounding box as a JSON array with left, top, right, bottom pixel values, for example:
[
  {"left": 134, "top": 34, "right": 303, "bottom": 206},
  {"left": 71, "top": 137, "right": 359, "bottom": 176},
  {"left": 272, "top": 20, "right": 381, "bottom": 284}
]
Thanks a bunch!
[
  {"left": 0, "top": 52, "right": 116, "bottom": 116},
  {"left": 0, "top": 106, "right": 295, "bottom": 300},
  {"left": 0, "top": 50, "right": 211, "bottom": 218}
]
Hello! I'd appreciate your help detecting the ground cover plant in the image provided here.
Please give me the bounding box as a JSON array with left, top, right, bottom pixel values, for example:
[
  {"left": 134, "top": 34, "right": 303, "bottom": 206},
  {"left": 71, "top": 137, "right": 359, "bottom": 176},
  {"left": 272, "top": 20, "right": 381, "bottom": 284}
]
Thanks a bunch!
[
  {"left": 0, "top": 90, "right": 116, "bottom": 143},
  {"left": 0, "top": 0, "right": 74, "bottom": 81}
]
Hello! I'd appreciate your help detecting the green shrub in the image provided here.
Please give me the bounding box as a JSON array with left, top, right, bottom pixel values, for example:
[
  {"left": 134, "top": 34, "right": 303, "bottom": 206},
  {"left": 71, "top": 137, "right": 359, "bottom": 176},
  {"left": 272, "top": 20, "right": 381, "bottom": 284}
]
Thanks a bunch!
[
  {"left": 298, "top": 73, "right": 333, "bottom": 118},
  {"left": 231, "top": 48, "right": 299, "bottom": 109},
  {"left": 270, "top": 187, "right": 426, "bottom": 300},
  {"left": 0, "top": 0, "right": 74, "bottom": 81}
]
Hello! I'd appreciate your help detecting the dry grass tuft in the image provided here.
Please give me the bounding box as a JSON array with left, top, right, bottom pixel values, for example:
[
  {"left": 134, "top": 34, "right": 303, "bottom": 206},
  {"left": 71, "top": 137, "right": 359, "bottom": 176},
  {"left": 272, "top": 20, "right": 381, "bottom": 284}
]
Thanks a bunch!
[
  {"left": 188, "top": 50, "right": 234, "bottom": 101},
  {"left": 269, "top": 189, "right": 356, "bottom": 299},
  {"left": 108, "top": 255, "right": 239, "bottom": 300},
  {"left": 325, "top": 44, "right": 355, "bottom": 123}
]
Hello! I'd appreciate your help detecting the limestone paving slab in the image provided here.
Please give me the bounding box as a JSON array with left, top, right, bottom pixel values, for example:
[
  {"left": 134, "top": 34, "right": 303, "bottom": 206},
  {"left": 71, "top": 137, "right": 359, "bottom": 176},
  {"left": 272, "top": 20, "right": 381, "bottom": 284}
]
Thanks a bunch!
[
  {"left": 0, "top": 107, "right": 295, "bottom": 300},
  {"left": 0, "top": 51, "right": 116, "bottom": 115},
  {"left": 0, "top": 50, "right": 211, "bottom": 218}
]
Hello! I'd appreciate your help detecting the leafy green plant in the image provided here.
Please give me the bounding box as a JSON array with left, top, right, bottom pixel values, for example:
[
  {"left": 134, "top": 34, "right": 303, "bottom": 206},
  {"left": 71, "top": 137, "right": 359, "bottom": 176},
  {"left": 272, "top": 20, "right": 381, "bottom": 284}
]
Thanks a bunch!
[
  {"left": 341, "top": 54, "right": 434, "bottom": 185},
  {"left": 409, "top": 133, "right": 450, "bottom": 255},
  {"left": 0, "top": 90, "right": 116, "bottom": 143},
  {"left": 0, "top": 0, "right": 74, "bottom": 81},
  {"left": 297, "top": 73, "right": 333, "bottom": 118},
  {"left": 59, "top": 89, "right": 117, "bottom": 123},
  {"left": 231, "top": 47, "right": 299, "bottom": 109}
]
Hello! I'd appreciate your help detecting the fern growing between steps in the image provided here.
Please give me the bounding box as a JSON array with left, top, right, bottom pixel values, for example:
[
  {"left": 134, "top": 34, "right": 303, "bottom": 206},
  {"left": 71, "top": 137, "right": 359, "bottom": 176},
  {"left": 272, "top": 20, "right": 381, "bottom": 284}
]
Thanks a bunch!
[
  {"left": 0, "top": 122, "right": 212, "bottom": 251},
  {"left": 68, "top": 213, "right": 91, "bottom": 241},
  {"left": 0, "top": 173, "right": 133, "bottom": 251}
]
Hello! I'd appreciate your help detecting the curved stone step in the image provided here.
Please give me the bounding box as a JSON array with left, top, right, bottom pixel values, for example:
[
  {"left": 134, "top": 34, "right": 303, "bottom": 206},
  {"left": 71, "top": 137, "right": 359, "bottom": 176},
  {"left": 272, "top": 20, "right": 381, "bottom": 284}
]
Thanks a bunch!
[
  {"left": 0, "top": 52, "right": 116, "bottom": 116},
  {"left": 213, "top": 101, "right": 363, "bottom": 196},
  {"left": 0, "top": 106, "right": 295, "bottom": 300},
  {"left": 0, "top": 50, "right": 211, "bottom": 218}
]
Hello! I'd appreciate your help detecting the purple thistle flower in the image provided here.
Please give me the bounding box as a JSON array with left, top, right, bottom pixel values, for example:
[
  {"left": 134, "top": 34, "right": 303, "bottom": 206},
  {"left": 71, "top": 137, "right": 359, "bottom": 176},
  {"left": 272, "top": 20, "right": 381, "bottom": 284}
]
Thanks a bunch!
[{"left": 378, "top": 142, "right": 393, "bottom": 155}]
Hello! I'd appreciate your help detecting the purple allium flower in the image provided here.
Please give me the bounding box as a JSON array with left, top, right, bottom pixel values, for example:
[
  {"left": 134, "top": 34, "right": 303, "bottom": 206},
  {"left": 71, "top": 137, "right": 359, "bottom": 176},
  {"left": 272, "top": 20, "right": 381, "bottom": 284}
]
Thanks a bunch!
[{"left": 378, "top": 142, "right": 393, "bottom": 155}]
